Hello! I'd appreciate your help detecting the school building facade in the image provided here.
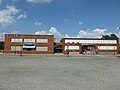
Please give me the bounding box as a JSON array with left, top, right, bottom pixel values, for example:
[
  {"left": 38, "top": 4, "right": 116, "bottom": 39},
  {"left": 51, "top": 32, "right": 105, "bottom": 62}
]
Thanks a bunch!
[
  {"left": 4, "top": 34, "right": 119, "bottom": 55},
  {"left": 4, "top": 34, "right": 54, "bottom": 54},
  {"left": 60, "top": 38, "right": 119, "bottom": 54}
]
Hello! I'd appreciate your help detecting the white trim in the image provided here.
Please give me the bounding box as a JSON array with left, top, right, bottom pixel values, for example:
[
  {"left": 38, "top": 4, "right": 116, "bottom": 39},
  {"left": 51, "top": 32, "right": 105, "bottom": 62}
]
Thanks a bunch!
[{"left": 65, "top": 40, "right": 117, "bottom": 44}]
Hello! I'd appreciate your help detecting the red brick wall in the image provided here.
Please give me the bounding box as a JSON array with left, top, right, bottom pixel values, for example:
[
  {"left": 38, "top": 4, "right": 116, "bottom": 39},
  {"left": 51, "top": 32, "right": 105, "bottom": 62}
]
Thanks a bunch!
[
  {"left": 4, "top": 34, "right": 54, "bottom": 54},
  {"left": 61, "top": 38, "right": 119, "bottom": 54}
]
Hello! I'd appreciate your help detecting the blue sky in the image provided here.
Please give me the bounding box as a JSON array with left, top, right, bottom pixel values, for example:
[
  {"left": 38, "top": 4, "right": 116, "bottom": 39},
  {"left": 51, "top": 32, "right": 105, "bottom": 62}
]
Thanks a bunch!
[{"left": 0, "top": 0, "right": 120, "bottom": 41}]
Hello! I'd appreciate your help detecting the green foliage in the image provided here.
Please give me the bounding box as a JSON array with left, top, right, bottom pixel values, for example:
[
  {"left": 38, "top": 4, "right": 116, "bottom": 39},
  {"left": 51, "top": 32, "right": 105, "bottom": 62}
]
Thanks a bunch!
[
  {"left": 110, "top": 34, "right": 119, "bottom": 39},
  {"left": 102, "top": 34, "right": 119, "bottom": 40},
  {"left": 102, "top": 35, "right": 110, "bottom": 39},
  {"left": 0, "top": 41, "right": 4, "bottom": 50}
]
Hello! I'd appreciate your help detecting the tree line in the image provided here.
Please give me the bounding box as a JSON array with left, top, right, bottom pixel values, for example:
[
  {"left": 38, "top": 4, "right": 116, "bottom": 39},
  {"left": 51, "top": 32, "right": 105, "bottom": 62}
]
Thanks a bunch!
[{"left": 101, "top": 34, "right": 119, "bottom": 40}]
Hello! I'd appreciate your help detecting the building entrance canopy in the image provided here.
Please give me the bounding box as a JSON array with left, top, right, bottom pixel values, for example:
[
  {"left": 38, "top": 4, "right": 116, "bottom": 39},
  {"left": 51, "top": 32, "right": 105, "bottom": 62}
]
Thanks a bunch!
[{"left": 23, "top": 44, "right": 36, "bottom": 49}]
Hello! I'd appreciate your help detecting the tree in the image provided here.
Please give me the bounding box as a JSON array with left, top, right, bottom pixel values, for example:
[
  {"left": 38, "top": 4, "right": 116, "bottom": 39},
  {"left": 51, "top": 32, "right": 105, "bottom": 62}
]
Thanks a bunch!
[
  {"left": 110, "top": 34, "right": 119, "bottom": 40},
  {"left": 0, "top": 41, "right": 4, "bottom": 50},
  {"left": 102, "top": 34, "right": 119, "bottom": 40},
  {"left": 102, "top": 35, "right": 110, "bottom": 39}
]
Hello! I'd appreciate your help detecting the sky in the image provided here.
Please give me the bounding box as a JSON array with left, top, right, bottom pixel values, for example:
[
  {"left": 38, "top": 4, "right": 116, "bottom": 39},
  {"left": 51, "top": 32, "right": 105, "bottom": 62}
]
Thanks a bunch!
[{"left": 0, "top": 0, "right": 120, "bottom": 41}]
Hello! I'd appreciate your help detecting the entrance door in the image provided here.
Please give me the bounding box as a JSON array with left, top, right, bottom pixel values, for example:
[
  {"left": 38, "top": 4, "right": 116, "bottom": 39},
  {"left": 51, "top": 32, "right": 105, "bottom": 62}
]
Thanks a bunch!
[
  {"left": 54, "top": 45, "right": 62, "bottom": 53},
  {"left": 82, "top": 45, "right": 95, "bottom": 54}
]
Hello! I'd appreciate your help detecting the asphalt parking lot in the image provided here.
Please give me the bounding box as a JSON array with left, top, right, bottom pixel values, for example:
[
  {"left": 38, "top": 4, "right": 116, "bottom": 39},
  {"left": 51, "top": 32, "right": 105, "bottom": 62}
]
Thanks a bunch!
[{"left": 0, "top": 54, "right": 120, "bottom": 90}]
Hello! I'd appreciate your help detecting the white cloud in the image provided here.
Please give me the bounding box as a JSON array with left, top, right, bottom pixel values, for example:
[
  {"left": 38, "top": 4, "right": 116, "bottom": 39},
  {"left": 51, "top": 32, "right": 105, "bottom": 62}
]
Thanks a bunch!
[
  {"left": 35, "top": 27, "right": 120, "bottom": 41},
  {"left": 27, "top": 0, "right": 53, "bottom": 4},
  {"left": 6, "top": 5, "right": 20, "bottom": 15},
  {"left": 35, "top": 27, "right": 61, "bottom": 36},
  {"left": 35, "top": 30, "right": 49, "bottom": 35},
  {"left": 0, "top": 0, "right": 2, "bottom": 4},
  {"left": 79, "top": 28, "right": 110, "bottom": 38},
  {"left": 62, "top": 34, "right": 70, "bottom": 38},
  {"left": 78, "top": 21, "right": 84, "bottom": 25},
  {"left": 35, "top": 27, "right": 62, "bottom": 41},
  {"left": 79, "top": 30, "right": 87, "bottom": 37},
  {"left": 49, "top": 27, "right": 61, "bottom": 36},
  {"left": 0, "top": 31, "right": 21, "bottom": 41},
  {"left": 0, "top": 5, "right": 20, "bottom": 27},
  {"left": 34, "top": 21, "right": 43, "bottom": 26},
  {"left": 17, "top": 11, "right": 27, "bottom": 20},
  {"left": 62, "top": 34, "right": 80, "bottom": 38},
  {"left": 35, "top": 27, "right": 79, "bottom": 41},
  {"left": 1, "top": 27, "right": 119, "bottom": 41},
  {"left": 0, "top": 5, "right": 26, "bottom": 27}
]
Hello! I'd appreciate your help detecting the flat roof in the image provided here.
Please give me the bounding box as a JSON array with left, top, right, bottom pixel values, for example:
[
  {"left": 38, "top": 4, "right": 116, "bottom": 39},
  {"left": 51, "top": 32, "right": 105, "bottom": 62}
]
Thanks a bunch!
[
  {"left": 5, "top": 34, "right": 54, "bottom": 37},
  {"left": 61, "top": 38, "right": 118, "bottom": 41}
]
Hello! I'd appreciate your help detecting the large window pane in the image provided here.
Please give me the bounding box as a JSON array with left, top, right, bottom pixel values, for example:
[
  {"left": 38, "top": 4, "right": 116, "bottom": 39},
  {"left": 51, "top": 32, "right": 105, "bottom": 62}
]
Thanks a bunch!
[
  {"left": 65, "top": 40, "right": 117, "bottom": 44},
  {"left": 97, "top": 46, "right": 117, "bottom": 50},
  {"left": 11, "top": 38, "right": 22, "bottom": 42},
  {"left": 36, "top": 47, "right": 48, "bottom": 51},
  {"left": 36, "top": 39, "right": 48, "bottom": 43},
  {"left": 24, "top": 39, "right": 35, "bottom": 42},
  {"left": 65, "top": 46, "right": 79, "bottom": 50},
  {"left": 11, "top": 46, "right": 22, "bottom": 51}
]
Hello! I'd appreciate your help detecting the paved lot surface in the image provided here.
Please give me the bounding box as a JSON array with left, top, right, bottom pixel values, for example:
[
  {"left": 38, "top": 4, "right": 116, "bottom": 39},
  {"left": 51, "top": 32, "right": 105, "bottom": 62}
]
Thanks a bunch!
[{"left": 0, "top": 54, "right": 120, "bottom": 90}]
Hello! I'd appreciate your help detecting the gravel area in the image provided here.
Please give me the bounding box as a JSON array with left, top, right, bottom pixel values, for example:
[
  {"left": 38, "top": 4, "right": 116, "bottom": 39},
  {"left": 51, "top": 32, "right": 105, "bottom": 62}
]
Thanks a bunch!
[{"left": 0, "top": 54, "right": 120, "bottom": 90}]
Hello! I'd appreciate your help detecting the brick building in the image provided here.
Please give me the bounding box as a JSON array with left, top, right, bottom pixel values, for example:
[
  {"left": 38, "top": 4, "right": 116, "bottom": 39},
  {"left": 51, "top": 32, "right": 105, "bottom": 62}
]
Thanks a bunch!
[
  {"left": 4, "top": 34, "right": 119, "bottom": 55},
  {"left": 4, "top": 34, "right": 54, "bottom": 54},
  {"left": 61, "top": 38, "right": 119, "bottom": 55}
]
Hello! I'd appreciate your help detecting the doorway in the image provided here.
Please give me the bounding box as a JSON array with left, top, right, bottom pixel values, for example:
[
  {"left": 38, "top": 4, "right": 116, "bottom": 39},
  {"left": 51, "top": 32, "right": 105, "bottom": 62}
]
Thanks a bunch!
[
  {"left": 82, "top": 45, "right": 95, "bottom": 55},
  {"left": 54, "top": 42, "right": 62, "bottom": 53}
]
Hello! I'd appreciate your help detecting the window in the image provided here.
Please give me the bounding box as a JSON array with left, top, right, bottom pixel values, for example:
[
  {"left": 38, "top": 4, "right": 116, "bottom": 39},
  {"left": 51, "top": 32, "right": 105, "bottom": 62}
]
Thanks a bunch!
[
  {"left": 36, "top": 39, "right": 48, "bottom": 43},
  {"left": 65, "top": 40, "right": 117, "bottom": 44},
  {"left": 36, "top": 46, "right": 48, "bottom": 51},
  {"left": 65, "top": 46, "right": 79, "bottom": 50},
  {"left": 11, "top": 38, "right": 22, "bottom": 42},
  {"left": 24, "top": 39, "right": 35, "bottom": 42},
  {"left": 97, "top": 46, "right": 117, "bottom": 50},
  {"left": 11, "top": 46, "right": 22, "bottom": 51}
]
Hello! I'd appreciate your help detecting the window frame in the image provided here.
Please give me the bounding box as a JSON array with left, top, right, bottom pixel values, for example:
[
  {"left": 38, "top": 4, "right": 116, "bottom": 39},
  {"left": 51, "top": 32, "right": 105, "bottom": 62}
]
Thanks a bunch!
[
  {"left": 11, "top": 38, "right": 22, "bottom": 42},
  {"left": 24, "top": 39, "right": 35, "bottom": 43},
  {"left": 36, "top": 39, "right": 48, "bottom": 43}
]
